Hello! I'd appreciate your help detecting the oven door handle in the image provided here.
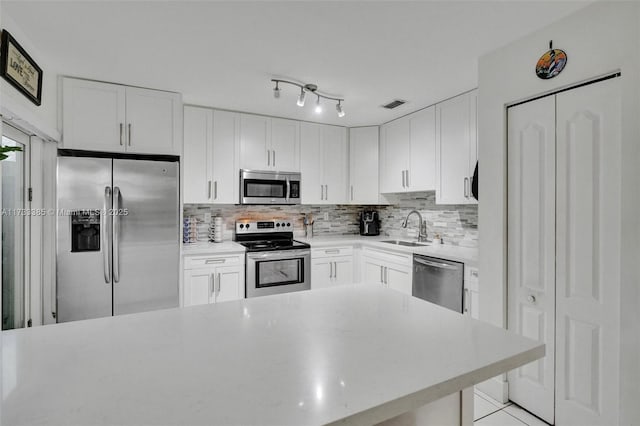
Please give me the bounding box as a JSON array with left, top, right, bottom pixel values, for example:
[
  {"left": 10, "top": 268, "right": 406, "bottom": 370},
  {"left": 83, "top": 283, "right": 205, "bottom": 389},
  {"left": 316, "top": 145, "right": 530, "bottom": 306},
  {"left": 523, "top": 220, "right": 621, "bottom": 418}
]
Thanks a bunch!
[{"left": 246, "top": 249, "right": 310, "bottom": 260}]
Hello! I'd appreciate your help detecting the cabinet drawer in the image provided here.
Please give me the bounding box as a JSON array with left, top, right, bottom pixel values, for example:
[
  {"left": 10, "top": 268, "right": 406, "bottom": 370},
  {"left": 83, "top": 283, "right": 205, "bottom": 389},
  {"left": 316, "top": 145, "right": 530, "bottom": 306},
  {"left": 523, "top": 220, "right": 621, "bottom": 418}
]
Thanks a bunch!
[
  {"left": 184, "top": 254, "right": 243, "bottom": 269},
  {"left": 362, "top": 247, "right": 411, "bottom": 267},
  {"left": 312, "top": 246, "right": 354, "bottom": 259}
]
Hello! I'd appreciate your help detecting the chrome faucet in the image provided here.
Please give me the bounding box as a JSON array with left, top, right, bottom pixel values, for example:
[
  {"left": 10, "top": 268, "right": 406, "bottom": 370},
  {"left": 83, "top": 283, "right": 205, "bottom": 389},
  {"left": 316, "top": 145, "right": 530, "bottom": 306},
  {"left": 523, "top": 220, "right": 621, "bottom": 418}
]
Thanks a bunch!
[{"left": 402, "top": 210, "right": 428, "bottom": 242}]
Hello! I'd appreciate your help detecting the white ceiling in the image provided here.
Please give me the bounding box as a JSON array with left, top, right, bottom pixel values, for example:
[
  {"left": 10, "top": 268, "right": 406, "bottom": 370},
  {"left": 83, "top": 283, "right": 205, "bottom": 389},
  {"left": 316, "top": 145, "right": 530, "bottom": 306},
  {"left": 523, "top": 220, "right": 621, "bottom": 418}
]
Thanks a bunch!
[{"left": 3, "top": 1, "right": 590, "bottom": 127}]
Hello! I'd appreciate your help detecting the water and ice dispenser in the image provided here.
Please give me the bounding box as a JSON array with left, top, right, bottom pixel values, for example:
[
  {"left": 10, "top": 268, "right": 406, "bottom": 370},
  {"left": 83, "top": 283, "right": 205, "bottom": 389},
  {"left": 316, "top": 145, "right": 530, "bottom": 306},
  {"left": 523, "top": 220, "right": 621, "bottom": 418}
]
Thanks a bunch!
[{"left": 70, "top": 211, "right": 101, "bottom": 252}]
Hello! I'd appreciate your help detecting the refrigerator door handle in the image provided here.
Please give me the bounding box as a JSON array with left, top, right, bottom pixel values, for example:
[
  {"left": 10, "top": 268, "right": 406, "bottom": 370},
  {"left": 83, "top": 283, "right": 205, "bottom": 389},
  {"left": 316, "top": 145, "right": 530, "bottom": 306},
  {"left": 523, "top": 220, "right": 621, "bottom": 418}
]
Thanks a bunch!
[
  {"left": 113, "top": 186, "right": 121, "bottom": 283},
  {"left": 103, "top": 186, "right": 112, "bottom": 284}
]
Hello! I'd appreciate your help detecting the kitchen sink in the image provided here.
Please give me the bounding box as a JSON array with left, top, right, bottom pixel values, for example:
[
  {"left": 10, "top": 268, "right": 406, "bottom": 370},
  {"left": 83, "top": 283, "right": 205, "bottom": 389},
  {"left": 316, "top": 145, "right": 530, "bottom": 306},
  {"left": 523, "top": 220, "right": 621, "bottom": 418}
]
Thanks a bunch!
[{"left": 381, "top": 240, "right": 428, "bottom": 247}]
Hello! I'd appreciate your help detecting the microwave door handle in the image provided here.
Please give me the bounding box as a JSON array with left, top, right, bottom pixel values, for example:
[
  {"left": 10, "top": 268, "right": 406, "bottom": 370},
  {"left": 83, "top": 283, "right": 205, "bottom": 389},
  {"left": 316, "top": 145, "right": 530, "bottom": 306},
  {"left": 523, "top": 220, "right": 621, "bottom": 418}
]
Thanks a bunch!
[{"left": 286, "top": 178, "right": 291, "bottom": 203}]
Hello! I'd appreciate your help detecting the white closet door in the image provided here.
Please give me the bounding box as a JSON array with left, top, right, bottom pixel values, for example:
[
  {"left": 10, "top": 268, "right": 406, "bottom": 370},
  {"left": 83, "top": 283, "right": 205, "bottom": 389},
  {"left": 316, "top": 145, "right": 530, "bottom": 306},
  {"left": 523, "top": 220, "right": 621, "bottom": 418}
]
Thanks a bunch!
[
  {"left": 555, "top": 78, "right": 621, "bottom": 426},
  {"left": 507, "top": 95, "right": 556, "bottom": 425}
]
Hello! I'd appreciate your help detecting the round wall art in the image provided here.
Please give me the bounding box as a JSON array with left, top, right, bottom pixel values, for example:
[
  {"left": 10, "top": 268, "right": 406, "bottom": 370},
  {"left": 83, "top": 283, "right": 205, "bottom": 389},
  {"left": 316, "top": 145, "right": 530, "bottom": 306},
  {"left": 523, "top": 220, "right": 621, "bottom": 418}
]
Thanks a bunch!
[{"left": 535, "top": 48, "right": 567, "bottom": 80}]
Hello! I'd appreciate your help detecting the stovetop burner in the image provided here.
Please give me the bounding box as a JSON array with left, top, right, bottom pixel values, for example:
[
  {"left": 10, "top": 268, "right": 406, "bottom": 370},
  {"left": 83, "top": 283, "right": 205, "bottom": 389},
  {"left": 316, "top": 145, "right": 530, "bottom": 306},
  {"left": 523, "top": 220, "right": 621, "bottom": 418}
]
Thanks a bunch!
[{"left": 238, "top": 239, "right": 310, "bottom": 252}]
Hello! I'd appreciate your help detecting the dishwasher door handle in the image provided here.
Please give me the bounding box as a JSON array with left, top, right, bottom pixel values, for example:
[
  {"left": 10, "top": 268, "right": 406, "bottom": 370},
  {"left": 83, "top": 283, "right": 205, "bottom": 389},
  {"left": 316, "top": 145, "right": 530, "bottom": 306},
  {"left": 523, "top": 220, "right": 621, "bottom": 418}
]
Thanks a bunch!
[{"left": 414, "top": 257, "right": 459, "bottom": 270}]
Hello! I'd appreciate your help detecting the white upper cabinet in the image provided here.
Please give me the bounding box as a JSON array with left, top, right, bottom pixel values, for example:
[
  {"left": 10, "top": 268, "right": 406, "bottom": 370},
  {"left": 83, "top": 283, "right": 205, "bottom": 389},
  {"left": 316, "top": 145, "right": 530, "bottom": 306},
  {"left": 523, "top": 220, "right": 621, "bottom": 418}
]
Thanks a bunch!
[
  {"left": 349, "top": 126, "right": 381, "bottom": 204},
  {"left": 271, "top": 118, "right": 300, "bottom": 171},
  {"left": 239, "top": 114, "right": 271, "bottom": 170},
  {"left": 300, "top": 122, "right": 348, "bottom": 204},
  {"left": 408, "top": 106, "right": 437, "bottom": 191},
  {"left": 183, "top": 106, "right": 211, "bottom": 204},
  {"left": 435, "top": 90, "right": 477, "bottom": 205},
  {"left": 62, "top": 77, "right": 182, "bottom": 155},
  {"left": 211, "top": 110, "right": 240, "bottom": 203},
  {"left": 380, "top": 118, "right": 409, "bottom": 193},
  {"left": 183, "top": 106, "right": 239, "bottom": 204},
  {"left": 322, "top": 125, "right": 348, "bottom": 204},
  {"left": 239, "top": 114, "right": 300, "bottom": 171},
  {"left": 125, "top": 87, "right": 182, "bottom": 155},
  {"left": 379, "top": 106, "right": 436, "bottom": 193}
]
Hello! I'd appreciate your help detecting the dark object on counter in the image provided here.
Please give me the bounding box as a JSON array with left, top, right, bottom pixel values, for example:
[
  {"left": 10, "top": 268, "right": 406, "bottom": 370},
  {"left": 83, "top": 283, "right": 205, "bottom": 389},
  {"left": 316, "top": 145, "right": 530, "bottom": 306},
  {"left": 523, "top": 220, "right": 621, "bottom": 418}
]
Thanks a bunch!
[
  {"left": 360, "top": 210, "right": 380, "bottom": 236},
  {"left": 471, "top": 161, "right": 478, "bottom": 201}
]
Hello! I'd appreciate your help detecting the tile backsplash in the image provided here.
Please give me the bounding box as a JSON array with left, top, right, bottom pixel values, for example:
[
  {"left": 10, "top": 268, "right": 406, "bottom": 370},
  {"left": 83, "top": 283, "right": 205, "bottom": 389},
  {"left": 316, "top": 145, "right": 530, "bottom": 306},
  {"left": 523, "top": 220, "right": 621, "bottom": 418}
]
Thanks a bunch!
[{"left": 184, "top": 191, "right": 477, "bottom": 247}]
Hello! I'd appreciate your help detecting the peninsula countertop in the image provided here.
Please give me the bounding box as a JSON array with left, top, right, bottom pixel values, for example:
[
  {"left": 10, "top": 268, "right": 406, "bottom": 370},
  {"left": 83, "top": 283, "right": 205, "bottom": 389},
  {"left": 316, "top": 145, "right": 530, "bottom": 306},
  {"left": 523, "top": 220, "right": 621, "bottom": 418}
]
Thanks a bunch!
[{"left": 2, "top": 285, "right": 541, "bottom": 426}]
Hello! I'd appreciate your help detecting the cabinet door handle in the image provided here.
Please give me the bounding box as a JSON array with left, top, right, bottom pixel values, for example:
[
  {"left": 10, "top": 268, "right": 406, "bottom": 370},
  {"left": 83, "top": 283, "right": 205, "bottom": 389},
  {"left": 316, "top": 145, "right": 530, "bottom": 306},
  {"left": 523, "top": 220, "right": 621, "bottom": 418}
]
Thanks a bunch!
[
  {"left": 119, "top": 123, "right": 124, "bottom": 146},
  {"left": 320, "top": 185, "right": 324, "bottom": 200},
  {"left": 401, "top": 170, "right": 405, "bottom": 188},
  {"left": 272, "top": 150, "right": 276, "bottom": 167},
  {"left": 217, "top": 273, "right": 221, "bottom": 294},
  {"left": 405, "top": 170, "right": 410, "bottom": 188},
  {"left": 128, "top": 123, "right": 132, "bottom": 146},
  {"left": 464, "top": 177, "right": 469, "bottom": 198},
  {"left": 214, "top": 181, "right": 218, "bottom": 200},
  {"left": 334, "top": 262, "right": 338, "bottom": 279},
  {"left": 384, "top": 267, "right": 388, "bottom": 285},
  {"left": 329, "top": 261, "right": 333, "bottom": 279},
  {"left": 205, "top": 259, "right": 226, "bottom": 264},
  {"left": 380, "top": 265, "right": 384, "bottom": 284},
  {"left": 325, "top": 185, "right": 328, "bottom": 201},
  {"left": 351, "top": 185, "right": 354, "bottom": 201},
  {"left": 267, "top": 150, "right": 270, "bottom": 166},
  {"left": 464, "top": 288, "right": 469, "bottom": 313},
  {"left": 210, "top": 273, "right": 214, "bottom": 296},
  {"left": 208, "top": 181, "right": 212, "bottom": 199}
]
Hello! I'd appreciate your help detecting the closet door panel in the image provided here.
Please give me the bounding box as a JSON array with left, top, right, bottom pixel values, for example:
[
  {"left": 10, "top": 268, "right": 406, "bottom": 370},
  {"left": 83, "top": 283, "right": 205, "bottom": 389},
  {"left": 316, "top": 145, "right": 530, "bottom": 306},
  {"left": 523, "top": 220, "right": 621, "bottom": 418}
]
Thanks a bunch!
[
  {"left": 506, "top": 95, "right": 556, "bottom": 425},
  {"left": 555, "top": 77, "right": 621, "bottom": 426}
]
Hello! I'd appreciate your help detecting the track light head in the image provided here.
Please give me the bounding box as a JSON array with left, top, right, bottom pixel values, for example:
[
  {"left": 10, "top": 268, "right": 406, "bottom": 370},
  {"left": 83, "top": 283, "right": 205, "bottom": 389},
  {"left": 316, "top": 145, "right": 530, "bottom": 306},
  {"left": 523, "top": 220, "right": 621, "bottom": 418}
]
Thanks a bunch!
[
  {"left": 273, "top": 82, "right": 280, "bottom": 99},
  {"left": 315, "top": 95, "right": 322, "bottom": 113},
  {"left": 336, "top": 101, "right": 345, "bottom": 118},
  {"left": 297, "top": 88, "right": 306, "bottom": 107}
]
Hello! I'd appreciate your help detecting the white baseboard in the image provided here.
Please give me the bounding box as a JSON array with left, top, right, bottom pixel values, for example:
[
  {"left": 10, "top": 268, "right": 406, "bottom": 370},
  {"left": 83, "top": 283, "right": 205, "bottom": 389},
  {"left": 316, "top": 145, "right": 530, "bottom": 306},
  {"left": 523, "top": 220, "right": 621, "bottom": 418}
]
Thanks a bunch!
[{"left": 475, "top": 375, "right": 509, "bottom": 404}]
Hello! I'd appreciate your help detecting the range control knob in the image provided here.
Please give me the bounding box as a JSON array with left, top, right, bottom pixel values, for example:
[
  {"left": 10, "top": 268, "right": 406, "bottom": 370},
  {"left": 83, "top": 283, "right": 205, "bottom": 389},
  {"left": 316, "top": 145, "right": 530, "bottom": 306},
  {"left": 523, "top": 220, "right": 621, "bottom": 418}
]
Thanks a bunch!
[
  {"left": 276, "top": 223, "right": 281, "bottom": 227},
  {"left": 239, "top": 224, "right": 244, "bottom": 229},
  {"left": 287, "top": 223, "right": 291, "bottom": 227},
  {"left": 246, "top": 224, "right": 250, "bottom": 229}
]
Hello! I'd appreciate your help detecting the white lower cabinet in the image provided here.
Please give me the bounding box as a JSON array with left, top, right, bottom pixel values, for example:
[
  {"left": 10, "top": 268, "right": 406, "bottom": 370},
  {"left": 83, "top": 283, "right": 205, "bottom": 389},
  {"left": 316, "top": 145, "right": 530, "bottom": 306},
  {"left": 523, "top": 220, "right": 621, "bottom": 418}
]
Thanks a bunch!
[
  {"left": 183, "top": 254, "right": 245, "bottom": 306},
  {"left": 361, "top": 247, "right": 412, "bottom": 295},
  {"left": 464, "top": 267, "right": 479, "bottom": 319},
  {"left": 311, "top": 246, "right": 353, "bottom": 289}
]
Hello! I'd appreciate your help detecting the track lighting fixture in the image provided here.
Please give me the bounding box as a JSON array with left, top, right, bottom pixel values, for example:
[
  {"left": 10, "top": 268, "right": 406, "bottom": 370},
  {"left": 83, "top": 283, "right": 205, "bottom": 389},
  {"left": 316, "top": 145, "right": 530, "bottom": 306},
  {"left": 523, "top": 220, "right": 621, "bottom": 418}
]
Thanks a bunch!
[
  {"left": 271, "top": 79, "right": 345, "bottom": 118},
  {"left": 297, "top": 88, "right": 306, "bottom": 107}
]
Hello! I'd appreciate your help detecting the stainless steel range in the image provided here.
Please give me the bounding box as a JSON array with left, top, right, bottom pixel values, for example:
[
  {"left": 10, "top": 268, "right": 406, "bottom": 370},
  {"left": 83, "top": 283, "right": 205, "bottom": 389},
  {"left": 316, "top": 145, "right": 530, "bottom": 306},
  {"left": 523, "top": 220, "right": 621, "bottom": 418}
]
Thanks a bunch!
[{"left": 235, "top": 220, "right": 310, "bottom": 298}]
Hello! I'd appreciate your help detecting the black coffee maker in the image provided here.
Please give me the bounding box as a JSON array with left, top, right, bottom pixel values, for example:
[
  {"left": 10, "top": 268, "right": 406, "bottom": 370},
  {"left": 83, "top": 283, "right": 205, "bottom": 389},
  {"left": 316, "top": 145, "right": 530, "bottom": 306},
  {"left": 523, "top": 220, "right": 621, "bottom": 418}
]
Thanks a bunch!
[{"left": 359, "top": 210, "right": 380, "bottom": 236}]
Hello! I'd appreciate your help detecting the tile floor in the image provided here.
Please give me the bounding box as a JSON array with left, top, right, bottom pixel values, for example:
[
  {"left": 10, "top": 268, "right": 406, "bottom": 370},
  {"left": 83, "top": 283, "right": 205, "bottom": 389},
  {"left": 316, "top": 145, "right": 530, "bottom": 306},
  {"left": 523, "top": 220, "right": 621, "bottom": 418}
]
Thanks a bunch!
[{"left": 473, "top": 390, "right": 550, "bottom": 426}]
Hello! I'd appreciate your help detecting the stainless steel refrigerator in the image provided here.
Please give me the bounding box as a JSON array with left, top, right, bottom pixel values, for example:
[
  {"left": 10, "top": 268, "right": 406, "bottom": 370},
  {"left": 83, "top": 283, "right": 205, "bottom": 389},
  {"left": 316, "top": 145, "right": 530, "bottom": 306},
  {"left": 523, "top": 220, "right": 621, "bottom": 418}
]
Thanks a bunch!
[{"left": 56, "top": 153, "right": 179, "bottom": 323}]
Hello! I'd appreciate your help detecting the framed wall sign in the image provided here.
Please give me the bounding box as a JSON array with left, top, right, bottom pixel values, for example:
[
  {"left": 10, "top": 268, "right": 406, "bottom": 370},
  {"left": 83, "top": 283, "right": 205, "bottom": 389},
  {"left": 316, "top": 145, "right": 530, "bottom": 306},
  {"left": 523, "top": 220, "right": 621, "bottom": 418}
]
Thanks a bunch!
[
  {"left": 0, "top": 30, "right": 43, "bottom": 106},
  {"left": 535, "top": 41, "right": 567, "bottom": 80}
]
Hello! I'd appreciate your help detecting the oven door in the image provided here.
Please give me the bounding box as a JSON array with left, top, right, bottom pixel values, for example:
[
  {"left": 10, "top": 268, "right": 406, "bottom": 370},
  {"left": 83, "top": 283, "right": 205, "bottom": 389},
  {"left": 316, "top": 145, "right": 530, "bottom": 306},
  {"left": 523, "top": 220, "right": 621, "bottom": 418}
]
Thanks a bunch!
[
  {"left": 246, "top": 249, "right": 311, "bottom": 298},
  {"left": 240, "top": 170, "right": 301, "bottom": 205}
]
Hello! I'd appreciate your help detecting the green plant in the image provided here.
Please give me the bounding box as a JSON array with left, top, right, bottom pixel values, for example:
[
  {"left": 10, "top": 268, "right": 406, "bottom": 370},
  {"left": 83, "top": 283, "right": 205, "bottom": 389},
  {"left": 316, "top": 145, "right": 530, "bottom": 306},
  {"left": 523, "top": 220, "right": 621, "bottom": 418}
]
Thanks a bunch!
[{"left": 0, "top": 145, "right": 22, "bottom": 160}]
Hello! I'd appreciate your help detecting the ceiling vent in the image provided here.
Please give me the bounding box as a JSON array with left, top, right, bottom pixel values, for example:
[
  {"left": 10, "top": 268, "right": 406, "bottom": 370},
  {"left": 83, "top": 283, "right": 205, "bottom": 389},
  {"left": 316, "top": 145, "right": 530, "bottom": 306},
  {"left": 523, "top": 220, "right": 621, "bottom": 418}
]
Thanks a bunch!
[{"left": 382, "top": 99, "right": 407, "bottom": 109}]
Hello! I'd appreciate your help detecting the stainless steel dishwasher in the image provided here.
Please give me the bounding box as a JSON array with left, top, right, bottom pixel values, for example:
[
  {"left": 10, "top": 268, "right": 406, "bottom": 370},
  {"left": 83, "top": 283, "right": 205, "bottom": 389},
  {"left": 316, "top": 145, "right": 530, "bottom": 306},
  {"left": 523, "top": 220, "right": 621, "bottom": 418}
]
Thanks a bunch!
[{"left": 412, "top": 255, "right": 464, "bottom": 313}]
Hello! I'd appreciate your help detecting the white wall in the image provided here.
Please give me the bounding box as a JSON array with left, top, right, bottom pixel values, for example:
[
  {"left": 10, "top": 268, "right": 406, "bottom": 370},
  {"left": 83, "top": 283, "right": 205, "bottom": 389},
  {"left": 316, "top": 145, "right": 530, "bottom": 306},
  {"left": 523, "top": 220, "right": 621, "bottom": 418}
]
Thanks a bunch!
[
  {"left": 477, "top": 2, "right": 640, "bottom": 423},
  {"left": 0, "top": 14, "right": 60, "bottom": 142}
]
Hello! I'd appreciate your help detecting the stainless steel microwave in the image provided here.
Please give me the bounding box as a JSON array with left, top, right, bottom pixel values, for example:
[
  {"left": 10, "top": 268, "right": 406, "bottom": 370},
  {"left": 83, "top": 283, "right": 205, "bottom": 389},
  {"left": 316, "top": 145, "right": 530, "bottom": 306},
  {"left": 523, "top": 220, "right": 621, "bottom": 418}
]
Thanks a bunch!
[{"left": 239, "top": 170, "right": 301, "bottom": 205}]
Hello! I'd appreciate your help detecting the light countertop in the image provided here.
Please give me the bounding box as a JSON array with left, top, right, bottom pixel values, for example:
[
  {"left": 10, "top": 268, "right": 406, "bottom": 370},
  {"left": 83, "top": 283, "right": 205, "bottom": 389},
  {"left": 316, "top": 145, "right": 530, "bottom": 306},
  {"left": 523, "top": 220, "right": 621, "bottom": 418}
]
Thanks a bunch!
[
  {"left": 2, "top": 285, "right": 541, "bottom": 426},
  {"left": 297, "top": 235, "right": 478, "bottom": 266},
  {"left": 181, "top": 240, "right": 246, "bottom": 255},
  {"left": 182, "top": 235, "right": 478, "bottom": 266}
]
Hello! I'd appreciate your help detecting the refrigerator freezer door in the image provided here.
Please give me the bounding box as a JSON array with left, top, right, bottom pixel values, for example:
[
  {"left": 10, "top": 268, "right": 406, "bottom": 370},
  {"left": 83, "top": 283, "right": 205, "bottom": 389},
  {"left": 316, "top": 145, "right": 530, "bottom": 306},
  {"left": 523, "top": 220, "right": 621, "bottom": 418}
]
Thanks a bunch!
[
  {"left": 112, "top": 159, "right": 179, "bottom": 315},
  {"left": 57, "top": 157, "right": 113, "bottom": 322}
]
